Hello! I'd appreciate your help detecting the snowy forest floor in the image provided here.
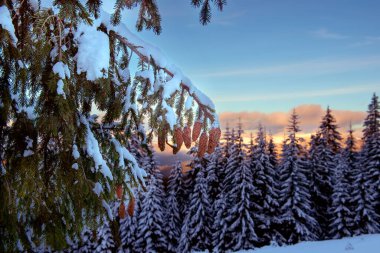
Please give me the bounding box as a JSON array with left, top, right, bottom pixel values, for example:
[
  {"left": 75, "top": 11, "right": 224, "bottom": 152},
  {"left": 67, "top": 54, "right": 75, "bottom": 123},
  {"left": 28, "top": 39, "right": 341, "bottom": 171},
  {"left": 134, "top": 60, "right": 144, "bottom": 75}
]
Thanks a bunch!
[{"left": 196, "top": 234, "right": 380, "bottom": 253}]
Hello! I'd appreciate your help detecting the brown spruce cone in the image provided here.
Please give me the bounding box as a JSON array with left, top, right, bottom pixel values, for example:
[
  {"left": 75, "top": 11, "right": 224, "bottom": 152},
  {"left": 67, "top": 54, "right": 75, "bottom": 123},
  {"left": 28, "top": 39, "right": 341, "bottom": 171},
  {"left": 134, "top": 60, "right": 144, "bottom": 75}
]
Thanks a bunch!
[
  {"left": 119, "top": 202, "right": 126, "bottom": 219},
  {"left": 192, "top": 121, "right": 202, "bottom": 142},
  {"left": 158, "top": 125, "right": 167, "bottom": 151},
  {"left": 127, "top": 197, "right": 135, "bottom": 216},
  {"left": 207, "top": 130, "right": 217, "bottom": 154},
  {"left": 174, "top": 127, "right": 184, "bottom": 150},
  {"left": 116, "top": 184, "right": 123, "bottom": 200},
  {"left": 183, "top": 126, "right": 192, "bottom": 149},
  {"left": 197, "top": 132, "right": 208, "bottom": 157},
  {"left": 207, "top": 127, "right": 222, "bottom": 154}
]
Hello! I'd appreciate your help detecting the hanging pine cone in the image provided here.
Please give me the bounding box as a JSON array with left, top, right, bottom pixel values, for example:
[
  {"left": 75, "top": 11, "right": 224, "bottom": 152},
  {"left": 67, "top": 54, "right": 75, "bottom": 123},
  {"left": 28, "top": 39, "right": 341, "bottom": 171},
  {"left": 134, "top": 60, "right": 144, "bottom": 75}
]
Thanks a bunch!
[
  {"left": 119, "top": 202, "right": 126, "bottom": 219},
  {"left": 192, "top": 121, "right": 202, "bottom": 142},
  {"left": 207, "top": 127, "right": 222, "bottom": 154},
  {"left": 128, "top": 197, "right": 135, "bottom": 216},
  {"left": 158, "top": 125, "right": 167, "bottom": 151},
  {"left": 197, "top": 132, "right": 208, "bottom": 157},
  {"left": 174, "top": 127, "right": 184, "bottom": 150},
  {"left": 116, "top": 184, "right": 123, "bottom": 199},
  {"left": 183, "top": 126, "right": 192, "bottom": 149}
]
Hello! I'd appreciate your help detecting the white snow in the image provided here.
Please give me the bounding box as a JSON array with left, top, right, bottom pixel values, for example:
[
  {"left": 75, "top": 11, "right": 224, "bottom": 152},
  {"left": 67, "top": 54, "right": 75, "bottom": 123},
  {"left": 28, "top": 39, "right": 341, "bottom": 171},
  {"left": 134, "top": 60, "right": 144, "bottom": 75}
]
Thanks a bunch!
[
  {"left": 227, "top": 234, "right": 380, "bottom": 253},
  {"left": 72, "top": 144, "right": 80, "bottom": 159},
  {"left": 23, "top": 137, "right": 34, "bottom": 157},
  {"left": 102, "top": 200, "right": 113, "bottom": 220},
  {"left": 185, "top": 95, "right": 193, "bottom": 110},
  {"left": 80, "top": 115, "right": 113, "bottom": 180},
  {"left": 135, "top": 69, "right": 154, "bottom": 85},
  {"left": 75, "top": 24, "right": 110, "bottom": 81},
  {"left": 0, "top": 6, "right": 18, "bottom": 44},
  {"left": 162, "top": 75, "right": 181, "bottom": 100},
  {"left": 93, "top": 182, "right": 103, "bottom": 196},
  {"left": 56, "top": 79, "right": 65, "bottom": 97},
  {"left": 162, "top": 100, "right": 176, "bottom": 129},
  {"left": 53, "top": 61, "right": 70, "bottom": 79},
  {"left": 111, "top": 138, "right": 147, "bottom": 186}
]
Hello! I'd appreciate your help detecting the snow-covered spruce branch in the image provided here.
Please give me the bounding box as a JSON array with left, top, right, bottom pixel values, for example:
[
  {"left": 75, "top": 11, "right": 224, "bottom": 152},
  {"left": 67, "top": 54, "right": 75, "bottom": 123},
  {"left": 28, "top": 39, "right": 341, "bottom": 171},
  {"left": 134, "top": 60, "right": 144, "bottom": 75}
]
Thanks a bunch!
[{"left": 113, "top": 32, "right": 216, "bottom": 122}]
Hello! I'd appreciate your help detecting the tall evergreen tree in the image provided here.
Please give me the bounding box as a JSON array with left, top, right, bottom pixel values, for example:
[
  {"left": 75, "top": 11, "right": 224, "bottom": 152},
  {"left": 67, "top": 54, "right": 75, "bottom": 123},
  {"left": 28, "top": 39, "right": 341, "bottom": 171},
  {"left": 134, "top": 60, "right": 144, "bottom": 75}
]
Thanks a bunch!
[
  {"left": 250, "top": 125, "right": 278, "bottom": 244},
  {"left": 329, "top": 153, "right": 354, "bottom": 239},
  {"left": 310, "top": 107, "right": 342, "bottom": 238},
  {"left": 134, "top": 164, "right": 167, "bottom": 252},
  {"left": 214, "top": 128, "right": 261, "bottom": 252},
  {"left": 179, "top": 159, "right": 212, "bottom": 252},
  {"left": 277, "top": 110, "right": 318, "bottom": 244},
  {"left": 95, "top": 217, "right": 115, "bottom": 253},
  {"left": 355, "top": 94, "right": 380, "bottom": 234},
  {"left": 119, "top": 191, "right": 142, "bottom": 253},
  {"left": 165, "top": 161, "right": 184, "bottom": 253}
]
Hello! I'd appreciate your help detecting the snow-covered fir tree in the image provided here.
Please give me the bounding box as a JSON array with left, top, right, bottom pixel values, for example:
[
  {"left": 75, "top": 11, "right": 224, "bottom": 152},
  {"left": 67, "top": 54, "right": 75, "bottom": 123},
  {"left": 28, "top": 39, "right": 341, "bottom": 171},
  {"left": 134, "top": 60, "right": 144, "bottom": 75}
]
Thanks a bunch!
[
  {"left": 94, "top": 217, "right": 115, "bottom": 253},
  {"left": 354, "top": 93, "right": 380, "bottom": 234},
  {"left": 179, "top": 158, "right": 212, "bottom": 252},
  {"left": 268, "top": 134, "right": 279, "bottom": 170},
  {"left": 277, "top": 110, "right": 318, "bottom": 244},
  {"left": 165, "top": 161, "right": 184, "bottom": 253},
  {"left": 250, "top": 125, "right": 278, "bottom": 244},
  {"left": 134, "top": 159, "right": 167, "bottom": 252},
  {"left": 328, "top": 153, "right": 354, "bottom": 239},
  {"left": 214, "top": 128, "right": 261, "bottom": 252},
  {"left": 118, "top": 190, "right": 142, "bottom": 253},
  {"left": 77, "top": 227, "right": 95, "bottom": 253},
  {"left": 206, "top": 146, "right": 224, "bottom": 207},
  {"left": 361, "top": 94, "right": 380, "bottom": 221},
  {"left": 310, "top": 107, "right": 342, "bottom": 239}
]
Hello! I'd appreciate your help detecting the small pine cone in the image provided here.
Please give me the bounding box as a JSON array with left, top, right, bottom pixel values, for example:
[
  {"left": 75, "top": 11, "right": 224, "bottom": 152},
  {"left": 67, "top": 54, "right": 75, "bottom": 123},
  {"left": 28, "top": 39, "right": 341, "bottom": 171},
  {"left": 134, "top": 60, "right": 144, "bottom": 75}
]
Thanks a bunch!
[
  {"left": 116, "top": 184, "right": 123, "bottom": 200},
  {"left": 207, "top": 127, "right": 222, "bottom": 154},
  {"left": 183, "top": 126, "right": 192, "bottom": 149},
  {"left": 174, "top": 127, "right": 184, "bottom": 150},
  {"left": 197, "top": 132, "right": 208, "bottom": 157},
  {"left": 192, "top": 121, "right": 202, "bottom": 142},
  {"left": 119, "top": 202, "right": 126, "bottom": 219},
  {"left": 158, "top": 125, "right": 167, "bottom": 151},
  {"left": 128, "top": 197, "right": 135, "bottom": 216}
]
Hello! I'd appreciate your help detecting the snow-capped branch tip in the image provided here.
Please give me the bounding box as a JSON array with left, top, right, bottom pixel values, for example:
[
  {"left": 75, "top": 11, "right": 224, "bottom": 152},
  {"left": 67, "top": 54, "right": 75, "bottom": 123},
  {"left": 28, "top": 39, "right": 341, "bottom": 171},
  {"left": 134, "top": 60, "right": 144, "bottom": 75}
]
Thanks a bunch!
[{"left": 114, "top": 33, "right": 216, "bottom": 123}]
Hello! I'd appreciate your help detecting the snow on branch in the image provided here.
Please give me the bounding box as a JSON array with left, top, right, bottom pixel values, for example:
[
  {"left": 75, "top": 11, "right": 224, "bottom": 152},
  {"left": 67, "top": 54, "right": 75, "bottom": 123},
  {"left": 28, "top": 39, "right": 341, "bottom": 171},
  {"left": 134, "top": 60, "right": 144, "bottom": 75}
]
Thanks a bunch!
[{"left": 98, "top": 11, "right": 218, "bottom": 125}]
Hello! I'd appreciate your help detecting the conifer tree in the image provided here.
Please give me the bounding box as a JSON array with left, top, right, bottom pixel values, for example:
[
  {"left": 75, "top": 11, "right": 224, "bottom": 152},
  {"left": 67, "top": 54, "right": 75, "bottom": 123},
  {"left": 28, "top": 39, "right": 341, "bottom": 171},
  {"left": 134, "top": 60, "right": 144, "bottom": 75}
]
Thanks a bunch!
[
  {"left": 277, "top": 110, "right": 318, "bottom": 244},
  {"left": 361, "top": 94, "right": 380, "bottom": 219},
  {"left": 268, "top": 134, "right": 278, "bottom": 170},
  {"left": 310, "top": 107, "right": 342, "bottom": 238},
  {"left": 0, "top": 1, "right": 223, "bottom": 250},
  {"left": 354, "top": 94, "right": 380, "bottom": 234},
  {"left": 328, "top": 153, "right": 354, "bottom": 239},
  {"left": 95, "top": 217, "right": 116, "bottom": 253},
  {"left": 206, "top": 145, "right": 224, "bottom": 205},
  {"left": 77, "top": 227, "right": 95, "bottom": 253},
  {"left": 118, "top": 193, "right": 141, "bottom": 253},
  {"left": 250, "top": 125, "right": 278, "bottom": 244},
  {"left": 134, "top": 157, "right": 167, "bottom": 252},
  {"left": 165, "top": 161, "right": 184, "bottom": 253},
  {"left": 179, "top": 160, "right": 212, "bottom": 252},
  {"left": 214, "top": 127, "right": 261, "bottom": 252}
]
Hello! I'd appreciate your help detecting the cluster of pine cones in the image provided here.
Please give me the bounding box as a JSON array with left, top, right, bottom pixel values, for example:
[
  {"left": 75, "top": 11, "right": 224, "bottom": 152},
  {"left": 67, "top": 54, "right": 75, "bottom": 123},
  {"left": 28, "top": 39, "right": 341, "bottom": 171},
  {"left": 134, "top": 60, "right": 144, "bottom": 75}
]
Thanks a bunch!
[{"left": 158, "top": 121, "right": 221, "bottom": 157}]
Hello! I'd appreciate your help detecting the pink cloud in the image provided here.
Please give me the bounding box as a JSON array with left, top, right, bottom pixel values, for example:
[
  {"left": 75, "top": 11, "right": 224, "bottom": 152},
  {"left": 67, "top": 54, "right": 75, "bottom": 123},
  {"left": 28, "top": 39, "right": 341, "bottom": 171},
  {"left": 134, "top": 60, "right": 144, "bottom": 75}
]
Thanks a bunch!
[{"left": 219, "top": 104, "right": 366, "bottom": 140}]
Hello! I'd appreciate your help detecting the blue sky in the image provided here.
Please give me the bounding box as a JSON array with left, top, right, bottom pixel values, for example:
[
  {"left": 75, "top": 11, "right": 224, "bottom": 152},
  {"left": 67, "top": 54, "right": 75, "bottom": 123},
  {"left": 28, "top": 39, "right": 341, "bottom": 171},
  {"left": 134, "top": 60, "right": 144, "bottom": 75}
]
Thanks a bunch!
[{"left": 125, "top": 0, "right": 380, "bottom": 114}]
